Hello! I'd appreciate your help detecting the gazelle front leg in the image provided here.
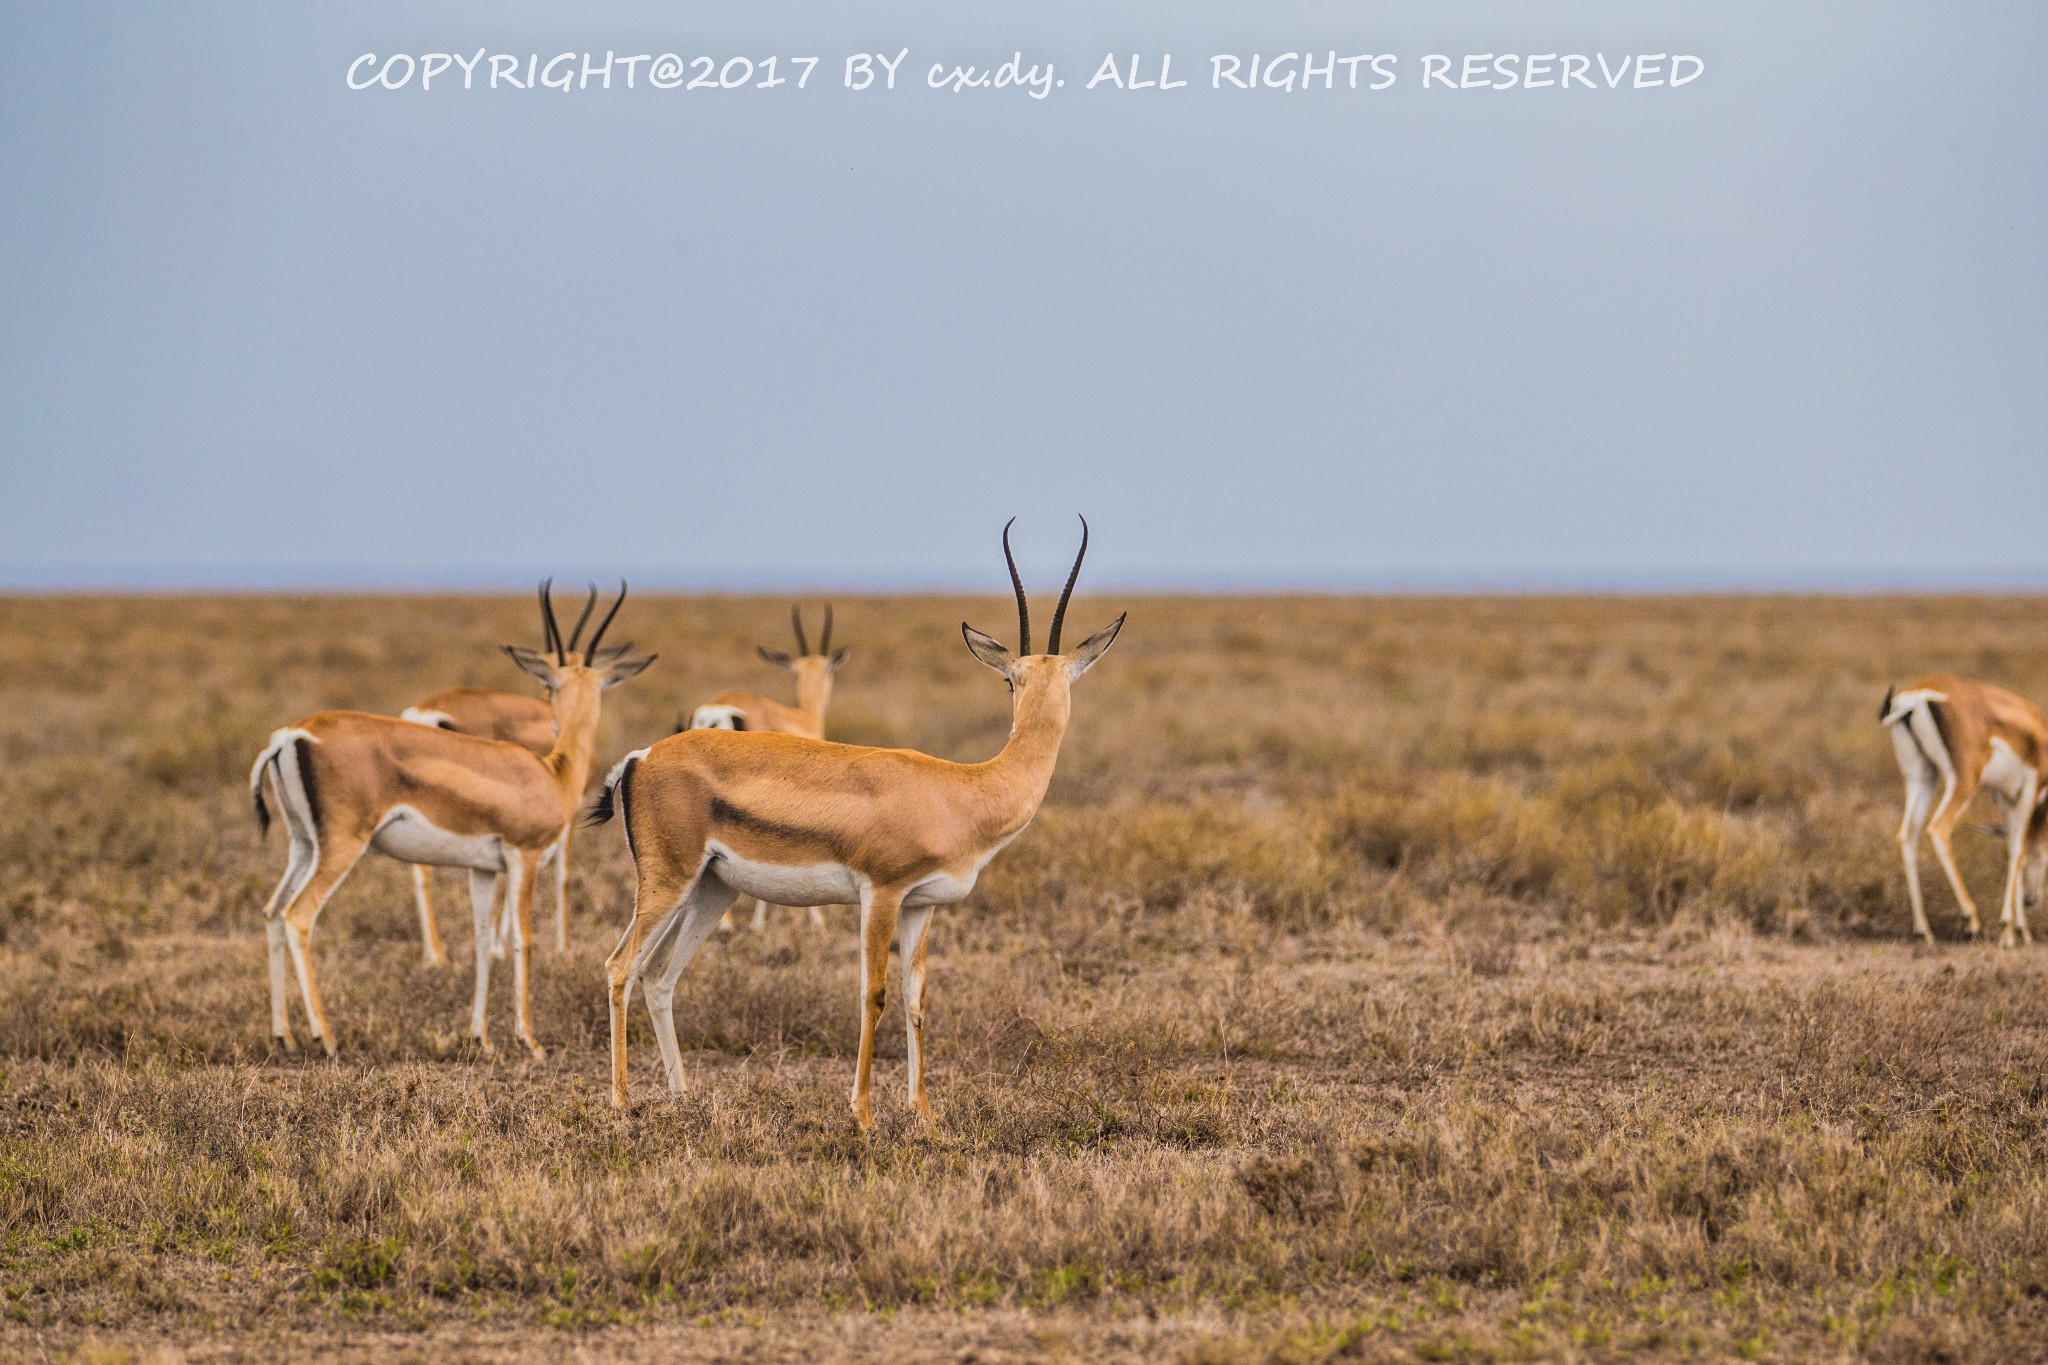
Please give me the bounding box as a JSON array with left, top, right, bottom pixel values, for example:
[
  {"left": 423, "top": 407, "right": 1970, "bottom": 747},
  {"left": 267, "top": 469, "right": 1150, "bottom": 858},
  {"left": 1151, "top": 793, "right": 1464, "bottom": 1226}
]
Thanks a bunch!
[
  {"left": 412, "top": 865, "right": 446, "bottom": 967},
  {"left": 898, "top": 904, "right": 936, "bottom": 1120},
  {"left": 467, "top": 868, "right": 498, "bottom": 1052},
  {"left": 853, "top": 886, "right": 903, "bottom": 1130},
  {"left": 550, "top": 823, "right": 572, "bottom": 953}
]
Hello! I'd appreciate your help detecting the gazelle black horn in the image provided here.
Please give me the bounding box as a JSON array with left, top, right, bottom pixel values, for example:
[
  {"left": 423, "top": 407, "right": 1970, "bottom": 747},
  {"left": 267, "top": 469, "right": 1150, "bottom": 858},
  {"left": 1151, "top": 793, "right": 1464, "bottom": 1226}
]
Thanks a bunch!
[
  {"left": 1003, "top": 517, "right": 1031, "bottom": 655},
  {"left": 539, "top": 578, "right": 565, "bottom": 665},
  {"left": 791, "top": 603, "right": 809, "bottom": 656},
  {"left": 1046, "top": 515, "right": 1089, "bottom": 654},
  {"left": 820, "top": 603, "right": 834, "bottom": 655},
  {"left": 564, "top": 583, "right": 598, "bottom": 655},
  {"left": 585, "top": 579, "right": 628, "bottom": 658}
]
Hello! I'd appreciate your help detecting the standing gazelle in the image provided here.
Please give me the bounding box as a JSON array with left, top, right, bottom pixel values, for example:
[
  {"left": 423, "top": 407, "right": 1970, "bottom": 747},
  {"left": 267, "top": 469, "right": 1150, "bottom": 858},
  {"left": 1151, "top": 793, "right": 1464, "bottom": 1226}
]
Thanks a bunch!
[
  {"left": 688, "top": 604, "right": 852, "bottom": 930},
  {"left": 590, "top": 519, "right": 1123, "bottom": 1122},
  {"left": 1882, "top": 675, "right": 2048, "bottom": 945},
  {"left": 400, "top": 586, "right": 617, "bottom": 963},
  {"left": 688, "top": 603, "right": 850, "bottom": 738},
  {"left": 251, "top": 583, "right": 653, "bottom": 1057}
]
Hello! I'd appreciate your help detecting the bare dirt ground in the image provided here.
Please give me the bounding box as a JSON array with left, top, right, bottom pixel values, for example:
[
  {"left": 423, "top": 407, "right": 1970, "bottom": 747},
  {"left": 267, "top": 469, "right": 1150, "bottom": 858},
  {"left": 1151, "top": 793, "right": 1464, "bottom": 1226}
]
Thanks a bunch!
[{"left": 3, "top": 594, "right": 2047, "bottom": 1362}]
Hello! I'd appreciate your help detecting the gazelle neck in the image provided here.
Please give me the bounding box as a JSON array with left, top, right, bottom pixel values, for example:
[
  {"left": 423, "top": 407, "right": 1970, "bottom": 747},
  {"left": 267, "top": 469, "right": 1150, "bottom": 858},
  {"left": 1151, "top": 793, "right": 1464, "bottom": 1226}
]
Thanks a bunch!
[
  {"left": 977, "top": 664, "right": 1073, "bottom": 816},
  {"left": 793, "top": 661, "right": 834, "bottom": 731},
  {"left": 544, "top": 673, "right": 604, "bottom": 811}
]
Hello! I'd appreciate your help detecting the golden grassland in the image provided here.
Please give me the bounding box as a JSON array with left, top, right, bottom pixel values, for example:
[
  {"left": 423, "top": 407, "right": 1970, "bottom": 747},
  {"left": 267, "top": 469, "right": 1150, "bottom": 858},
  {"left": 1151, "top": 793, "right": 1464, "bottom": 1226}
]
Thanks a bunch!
[{"left": 3, "top": 592, "right": 2048, "bottom": 1363}]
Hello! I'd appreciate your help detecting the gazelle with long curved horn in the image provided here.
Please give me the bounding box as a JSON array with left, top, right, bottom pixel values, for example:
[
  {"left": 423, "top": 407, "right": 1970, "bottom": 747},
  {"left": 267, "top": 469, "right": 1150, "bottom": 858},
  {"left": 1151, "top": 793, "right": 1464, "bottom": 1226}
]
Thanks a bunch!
[
  {"left": 685, "top": 603, "right": 854, "bottom": 929},
  {"left": 1881, "top": 675, "right": 2048, "bottom": 945},
  {"left": 398, "top": 584, "right": 624, "bottom": 962},
  {"left": 687, "top": 603, "right": 851, "bottom": 739},
  {"left": 250, "top": 582, "right": 654, "bottom": 1058},
  {"left": 589, "top": 518, "right": 1123, "bottom": 1122}
]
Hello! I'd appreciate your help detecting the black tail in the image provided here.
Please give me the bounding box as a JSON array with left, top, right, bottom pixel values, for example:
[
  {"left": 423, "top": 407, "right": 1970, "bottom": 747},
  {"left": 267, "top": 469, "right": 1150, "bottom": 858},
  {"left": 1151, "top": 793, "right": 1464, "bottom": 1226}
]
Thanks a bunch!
[
  {"left": 586, "top": 753, "right": 639, "bottom": 830},
  {"left": 673, "top": 712, "right": 687, "bottom": 736},
  {"left": 1879, "top": 684, "right": 1894, "bottom": 723},
  {"left": 254, "top": 786, "right": 271, "bottom": 838}
]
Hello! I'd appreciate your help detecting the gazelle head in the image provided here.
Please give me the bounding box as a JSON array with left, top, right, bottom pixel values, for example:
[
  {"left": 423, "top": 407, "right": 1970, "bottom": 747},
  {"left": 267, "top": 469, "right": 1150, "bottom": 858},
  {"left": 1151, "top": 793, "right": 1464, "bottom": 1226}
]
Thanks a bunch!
[
  {"left": 962, "top": 517, "right": 1125, "bottom": 727},
  {"left": 504, "top": 579, "right": 657, "bottom": 739},
  {"left": 756, "top": 603, "right": 850, "bottom": 712}
]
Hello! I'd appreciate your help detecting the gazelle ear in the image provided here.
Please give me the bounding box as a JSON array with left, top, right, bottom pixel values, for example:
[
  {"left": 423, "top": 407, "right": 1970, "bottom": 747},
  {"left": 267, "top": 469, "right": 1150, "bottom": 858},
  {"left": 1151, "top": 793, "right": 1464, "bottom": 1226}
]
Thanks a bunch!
[
  {"left": 961, "top": 623, "right": 1016, "bottom": 676},
  {"left": 503, "top": 645, "right": 560, "bottom": 687},
  {"left": 1064, "top": 612, "right": 1126, "bottom": 680},
  {"left": 600, "top": 653, "right": 657, "bottom": 690},
  {"left": 827, "top": 647, "right": 852, "bottom": 675},
  {"left": 756, "top": 646, "right": 796, "bottom": 673}
]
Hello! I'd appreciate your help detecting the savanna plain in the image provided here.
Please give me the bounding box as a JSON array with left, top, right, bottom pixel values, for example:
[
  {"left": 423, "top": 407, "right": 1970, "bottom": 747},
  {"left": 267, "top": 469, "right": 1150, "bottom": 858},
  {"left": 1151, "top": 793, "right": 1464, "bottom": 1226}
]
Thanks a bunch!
[{"left": 4, "top": 593, "right": 2048, "bottom": 1364}]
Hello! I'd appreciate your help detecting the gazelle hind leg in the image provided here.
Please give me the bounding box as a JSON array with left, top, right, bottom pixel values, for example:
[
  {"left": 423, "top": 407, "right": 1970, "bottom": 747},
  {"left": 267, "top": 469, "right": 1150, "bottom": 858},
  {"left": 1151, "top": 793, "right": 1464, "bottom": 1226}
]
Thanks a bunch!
[
  {"left": 1999, "top": 775, "right": 2039, "bottom": 948},
  {"left": 278, "top": 836, "right": 370, "bottom": 1058},
  {"left": 467, "top": 868, "right": 498, "bottom": 1050},
  {"left": 1927, "top": 812, "right": 1983, "bottom": 938},
  {"left": 412, "top": 865, "right": 446, "bottom": 967},
  {"left": 643, "top": 870, "right": 740, "bottom": 1095},
  {"left": 262, "top": 837, "right": 315, "bottom": 1049},
  {"left": 898, "top": 905, "right": 936, "bottom": 1120},
  {"left": 1897, "top": 779, "right": 1936, "bottom": 943},
  {"left": 606, "top": 857, "right": 704, "bottom": 1108}
]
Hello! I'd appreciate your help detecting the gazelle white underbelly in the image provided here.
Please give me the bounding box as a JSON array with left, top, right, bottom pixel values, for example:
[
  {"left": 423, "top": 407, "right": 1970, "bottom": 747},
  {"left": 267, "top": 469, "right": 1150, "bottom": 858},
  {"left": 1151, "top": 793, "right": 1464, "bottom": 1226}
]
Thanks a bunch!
[
  {"left": 706, "top": 843, "right": 862, "bottom": 906},
  {"left": 1983, "top": 738, "right": 2037, "bottom": 804},
  {"left": 905, "top": 830, "right": 1021, "bottom": 908},
  {"left": 372, "top": 805, "right": 505, "bottom": 872}
]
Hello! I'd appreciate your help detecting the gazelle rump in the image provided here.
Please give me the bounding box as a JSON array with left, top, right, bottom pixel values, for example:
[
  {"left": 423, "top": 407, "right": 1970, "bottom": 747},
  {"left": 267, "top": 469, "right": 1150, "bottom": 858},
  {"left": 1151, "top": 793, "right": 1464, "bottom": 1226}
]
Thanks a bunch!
[
  {"left": 251, "top": 582, "right": 653, "bottom": 1058},
  {"left": 590, "top": 518, "right": 1124, "bottom": 1123},
  {"left": 398, "top": 585, "right": 612, "bottom": 964},
  {"left": 687, "top": 603, "right": 853, "bottom": 930},
  {"left": 1882, "top": 674, "right": 2048, "bottom": 945}
]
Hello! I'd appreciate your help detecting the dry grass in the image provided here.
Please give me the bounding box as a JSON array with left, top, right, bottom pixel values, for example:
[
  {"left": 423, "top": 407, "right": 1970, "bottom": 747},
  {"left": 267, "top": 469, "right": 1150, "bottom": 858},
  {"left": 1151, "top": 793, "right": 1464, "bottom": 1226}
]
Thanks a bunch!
[{"left": 3, "top": 593, "right": 2048, "bottom": 1362}]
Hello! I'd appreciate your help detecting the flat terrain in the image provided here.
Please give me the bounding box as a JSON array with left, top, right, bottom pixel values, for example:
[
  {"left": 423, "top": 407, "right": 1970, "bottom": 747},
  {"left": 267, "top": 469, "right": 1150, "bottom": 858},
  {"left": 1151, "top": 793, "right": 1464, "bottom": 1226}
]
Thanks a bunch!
[{"left": 3, "top": 593, "right": 2048, "bottom": 1362}]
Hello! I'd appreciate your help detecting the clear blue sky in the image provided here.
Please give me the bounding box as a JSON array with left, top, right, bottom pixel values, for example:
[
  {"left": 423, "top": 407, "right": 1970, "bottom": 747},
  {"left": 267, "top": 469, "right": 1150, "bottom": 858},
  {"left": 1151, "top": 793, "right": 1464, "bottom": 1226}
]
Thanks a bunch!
[{"left": 2, "top": 2, "right": 2043, "bottom": 590}]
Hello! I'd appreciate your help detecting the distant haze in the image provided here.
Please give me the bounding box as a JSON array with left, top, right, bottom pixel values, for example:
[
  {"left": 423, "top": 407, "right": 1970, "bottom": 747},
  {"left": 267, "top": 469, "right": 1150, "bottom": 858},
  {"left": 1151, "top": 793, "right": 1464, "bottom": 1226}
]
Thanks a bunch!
[{"left": 2, "top": 3, "right": 2043, "bottom": 591}]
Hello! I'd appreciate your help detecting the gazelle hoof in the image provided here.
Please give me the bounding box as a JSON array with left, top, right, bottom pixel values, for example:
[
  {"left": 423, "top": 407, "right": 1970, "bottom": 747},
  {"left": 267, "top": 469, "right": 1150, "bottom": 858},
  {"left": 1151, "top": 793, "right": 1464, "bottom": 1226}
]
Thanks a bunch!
[
  {"left": 274, "top": 1033, "right": 298, "bottom": 1055},
  {"left": 522, "top": 1038, "right": 547, "bottom": 1062}
]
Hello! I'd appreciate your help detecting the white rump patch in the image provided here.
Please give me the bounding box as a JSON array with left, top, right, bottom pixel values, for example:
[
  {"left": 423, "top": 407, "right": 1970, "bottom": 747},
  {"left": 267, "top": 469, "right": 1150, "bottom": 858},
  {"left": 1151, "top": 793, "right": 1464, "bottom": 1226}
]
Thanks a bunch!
[
  {"left": 1882, "top": 688, "right": 1948, "bottom": 726},
  {"left": 691, "top": 705, "right": 745, "bottom": 730},
  {"left": 400, "top": 707, "right": 455, "bottom": 728}
]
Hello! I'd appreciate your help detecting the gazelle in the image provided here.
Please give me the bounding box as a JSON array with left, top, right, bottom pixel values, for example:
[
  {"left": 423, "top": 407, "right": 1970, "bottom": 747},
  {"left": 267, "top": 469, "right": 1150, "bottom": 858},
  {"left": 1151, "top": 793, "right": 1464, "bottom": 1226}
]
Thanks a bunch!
[
  {"left": 688, "top": 603, "right": 850, "bottom": 738},
  {"left": 1882, "top": 675, "right": 2048, "bottom": 946},
  {"left": 590, "top": 518, "right": 1123, "bottom": 1123},
  {"left": 250, "top": 582, "right": 653, "bottom": 1058},
  {"left": 688, "top": 604, "right": 852, "bottom": 930},
  {"left": 399, "top": 586, "right": 615, "bottom": 963}
]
